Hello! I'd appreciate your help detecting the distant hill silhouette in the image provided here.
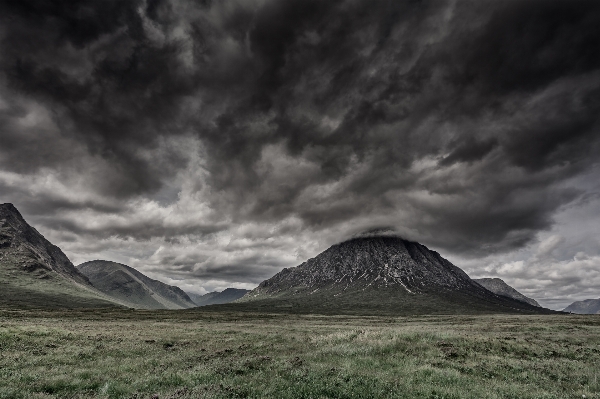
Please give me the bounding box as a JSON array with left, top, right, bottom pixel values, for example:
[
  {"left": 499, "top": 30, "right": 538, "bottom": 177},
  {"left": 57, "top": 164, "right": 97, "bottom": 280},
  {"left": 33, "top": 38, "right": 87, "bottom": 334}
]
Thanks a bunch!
[
  {"left": 187, "top": 288, "right": 250, "bottom": 306},
  {"left": 563, "top": 298, "right": 600, "bottom": 314}
]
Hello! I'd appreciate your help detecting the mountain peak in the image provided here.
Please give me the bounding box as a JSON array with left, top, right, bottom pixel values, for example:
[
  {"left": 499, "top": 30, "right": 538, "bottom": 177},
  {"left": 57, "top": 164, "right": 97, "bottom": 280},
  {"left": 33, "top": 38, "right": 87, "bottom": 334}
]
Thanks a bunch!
[
  {"left": 241, "top": 235, "right": 550, "bottom": 314},
  {"left": 0, "top": 204, "right": 115, "bottom": 308},
  {"left": 0, "top": 203, "right": 91, "bottom": 285},
  {"left": 0, "top": 203, "right": 23, "bottom": 220},
  {"left": 252, "top": 236, "right": 473, "bottom": 296}
]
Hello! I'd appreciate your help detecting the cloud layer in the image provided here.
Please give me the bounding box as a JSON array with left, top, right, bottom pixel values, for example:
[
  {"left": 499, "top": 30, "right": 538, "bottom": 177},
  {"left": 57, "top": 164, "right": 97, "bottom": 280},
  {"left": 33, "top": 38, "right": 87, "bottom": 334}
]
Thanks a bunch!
[{"left": 1, "top": 0, "right": 599, "bottom": 304}]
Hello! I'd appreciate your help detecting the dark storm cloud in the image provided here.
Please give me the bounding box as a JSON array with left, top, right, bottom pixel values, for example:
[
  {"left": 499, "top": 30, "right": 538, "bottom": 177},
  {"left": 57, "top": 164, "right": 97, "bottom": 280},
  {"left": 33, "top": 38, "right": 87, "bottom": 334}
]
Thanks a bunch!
[
  {"left": 1, "top": 0, "right": 600, "bottom": 260},
  {"left": 161, "top": 252, "right": 287, "bottom": 283},
  {"left": 1, "top": 0, "right": 201, "bottom": 197},
  {"left": 45, "top": 216, "right": 227, "bottom": 241},
  {"left": 439, "top": 137, "right": 498, "bottom": 166}
]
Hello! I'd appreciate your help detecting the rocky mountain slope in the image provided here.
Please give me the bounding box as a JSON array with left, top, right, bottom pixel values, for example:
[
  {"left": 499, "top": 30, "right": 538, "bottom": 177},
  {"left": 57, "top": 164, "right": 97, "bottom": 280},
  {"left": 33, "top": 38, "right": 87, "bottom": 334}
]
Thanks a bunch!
[
  {"left": 237, "top": 235, "right": 553, "bottom": 315},
  {"left": 187, "top": 288, "right": 250, "bottom": 306},
  {"left": 563, "top": 298, "right": 600, "bottom": 314},
  {"left": 78, "top": 260, "right": 196, "bottom": 309},
  {"left": 0, "top": 203, "right": 117, "bottom": 308},
  {"left": 474, "top": 278, "right": 540, "bottom": 307}
]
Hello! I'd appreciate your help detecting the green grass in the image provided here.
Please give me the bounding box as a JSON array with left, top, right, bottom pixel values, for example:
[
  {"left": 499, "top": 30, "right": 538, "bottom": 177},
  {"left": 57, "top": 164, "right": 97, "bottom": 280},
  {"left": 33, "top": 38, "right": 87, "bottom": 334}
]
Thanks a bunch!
[
  {"left": 0, "top": 251, "right": 117, "bottom": 309},
  {"left": 0, "top": 308, "right": 598, "bottom": 398}
]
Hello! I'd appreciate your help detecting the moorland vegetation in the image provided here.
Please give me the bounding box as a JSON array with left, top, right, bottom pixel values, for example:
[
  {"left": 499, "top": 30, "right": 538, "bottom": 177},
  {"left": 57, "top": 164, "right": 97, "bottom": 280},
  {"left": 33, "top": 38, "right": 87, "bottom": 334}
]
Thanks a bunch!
[{"left": 0, "top": 309, "right": 598, "bottom": 399}]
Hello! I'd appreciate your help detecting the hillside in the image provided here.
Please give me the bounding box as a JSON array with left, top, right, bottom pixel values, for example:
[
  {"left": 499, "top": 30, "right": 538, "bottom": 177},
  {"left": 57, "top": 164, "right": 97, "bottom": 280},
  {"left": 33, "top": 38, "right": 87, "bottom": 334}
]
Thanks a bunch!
[
  {"left": 474, "top": 278, "right": 540, "bottom": 307},
  {"left": 78, "top": 260, "right": 196, "bottom": 309},
  {"left": 563, "top": 298, "right": 600, "bottom": 314},
  {"left": 0, "top": 203, "right": 117, "bottom": 308}
]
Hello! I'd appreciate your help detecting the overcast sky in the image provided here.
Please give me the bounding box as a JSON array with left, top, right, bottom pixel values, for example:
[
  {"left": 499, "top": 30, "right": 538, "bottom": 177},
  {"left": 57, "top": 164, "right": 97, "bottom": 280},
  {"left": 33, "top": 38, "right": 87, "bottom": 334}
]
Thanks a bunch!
[{"left": 1, "top": 0, "right": 600, "bottom": 309}]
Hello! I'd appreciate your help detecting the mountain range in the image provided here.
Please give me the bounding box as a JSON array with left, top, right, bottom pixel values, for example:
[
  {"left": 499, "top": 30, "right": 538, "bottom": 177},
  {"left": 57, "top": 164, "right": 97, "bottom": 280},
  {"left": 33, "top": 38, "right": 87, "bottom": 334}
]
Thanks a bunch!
[
  {"left": 1, "top": 203, "right": 556, "bottom": 315},
  {"left": 0, "top": 203, "right": 199, "bottom": 309}
]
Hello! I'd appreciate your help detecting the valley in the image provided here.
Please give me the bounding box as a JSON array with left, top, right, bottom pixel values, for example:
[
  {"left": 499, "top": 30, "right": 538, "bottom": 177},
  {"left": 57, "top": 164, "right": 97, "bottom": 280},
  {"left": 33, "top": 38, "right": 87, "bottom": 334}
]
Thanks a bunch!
[{"left": 2, "top": 202, "right": 598, "bottom": 398}]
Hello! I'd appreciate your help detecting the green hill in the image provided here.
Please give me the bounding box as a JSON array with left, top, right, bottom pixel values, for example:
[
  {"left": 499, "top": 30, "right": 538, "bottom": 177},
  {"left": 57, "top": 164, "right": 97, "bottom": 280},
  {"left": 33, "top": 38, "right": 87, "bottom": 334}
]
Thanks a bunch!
[{"left": 0, "top": 203, "right": 118, "bottom": 309}]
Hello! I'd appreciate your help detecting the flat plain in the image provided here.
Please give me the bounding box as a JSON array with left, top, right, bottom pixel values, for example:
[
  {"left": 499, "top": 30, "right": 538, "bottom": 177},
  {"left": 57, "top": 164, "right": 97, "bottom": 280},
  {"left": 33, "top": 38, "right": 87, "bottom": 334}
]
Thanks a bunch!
[{"left": 0, "top": 308, "right": 599, "bottom": 399}]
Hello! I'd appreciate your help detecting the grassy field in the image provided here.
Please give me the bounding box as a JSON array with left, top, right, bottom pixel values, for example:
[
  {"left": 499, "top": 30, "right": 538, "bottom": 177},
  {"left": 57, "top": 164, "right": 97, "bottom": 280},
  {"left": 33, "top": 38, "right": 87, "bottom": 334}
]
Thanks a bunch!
[{"left": 0, "top": 308, "right": 598, "bottom": 399}]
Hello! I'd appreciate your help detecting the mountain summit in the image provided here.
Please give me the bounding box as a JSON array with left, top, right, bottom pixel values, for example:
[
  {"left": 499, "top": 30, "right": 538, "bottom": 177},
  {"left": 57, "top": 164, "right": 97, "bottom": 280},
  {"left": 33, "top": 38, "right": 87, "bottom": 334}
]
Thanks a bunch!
[
  {"left": 249, "top": 235, "right": 478, "bottom": 295},
  {"left": 240, "top": 235, "right": 551, "bottom": 314},
  {"left": 0, "top": 204, "right": 91, "bottom": 285},
  {"left": 0, "top": 203, "right": 115, "bottom": 308}
]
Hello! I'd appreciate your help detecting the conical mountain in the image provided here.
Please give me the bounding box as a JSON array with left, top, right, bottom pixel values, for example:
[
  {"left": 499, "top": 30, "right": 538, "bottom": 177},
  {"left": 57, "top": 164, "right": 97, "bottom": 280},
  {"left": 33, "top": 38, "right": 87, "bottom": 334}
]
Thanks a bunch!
[
  {"left": 474, "top": 278, "right": 540, "bottom": 307},
  {"left": 238, "top": 235, "right": 553, "bottom": 315},
  {"left": 0, "top": 203, "right": 117, "bottom": 308},
  {"left": 78, "top": 260, "right": 196, "bottom": 309}
]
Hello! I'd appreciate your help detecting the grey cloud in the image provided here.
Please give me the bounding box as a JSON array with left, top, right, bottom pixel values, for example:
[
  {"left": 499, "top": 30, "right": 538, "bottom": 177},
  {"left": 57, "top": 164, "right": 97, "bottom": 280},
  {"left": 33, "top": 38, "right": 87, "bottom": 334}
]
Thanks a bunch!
[
  {"left": 145, "top": 242, "right": 294, "bottom": 283},
  {"left": 489, "top": 251, "right": 600, "bottom": 311},
  {"left": 1, "top": 0, "right": 600, "bottom": 294},
  {"left": 440, "top": 137, "right": 498, "bottom": 166},
  {"left": 51, "top": 219, "right": 227, "bottom": 241},
  {"left": 0, "top": 183, "right": 126, "bottom": 217}
]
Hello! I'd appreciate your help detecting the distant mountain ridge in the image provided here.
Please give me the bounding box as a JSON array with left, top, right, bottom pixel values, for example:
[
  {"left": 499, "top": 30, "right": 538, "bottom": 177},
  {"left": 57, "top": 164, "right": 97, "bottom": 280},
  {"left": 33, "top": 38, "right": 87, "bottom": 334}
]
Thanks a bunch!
[
  {"left": 187, "top": 288, "right": 250, "bottom": 306},
  {"left": 0, "top": 203, "right": 116, "bottom": 308},
  {"left": 78, "top": 260, "right": 196, "bottom": 309},
  {"left": 563, "top": 298, "right": 600, "bottom": 314},
  {"left": 187, "top": 291, "right": 220, "bottom": 306},
  {"left": 474, "top": 278, "right": 540, "bottom": 307},
  {"left": 238, "top": 235, "right": 552, "bottom": 315}
]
